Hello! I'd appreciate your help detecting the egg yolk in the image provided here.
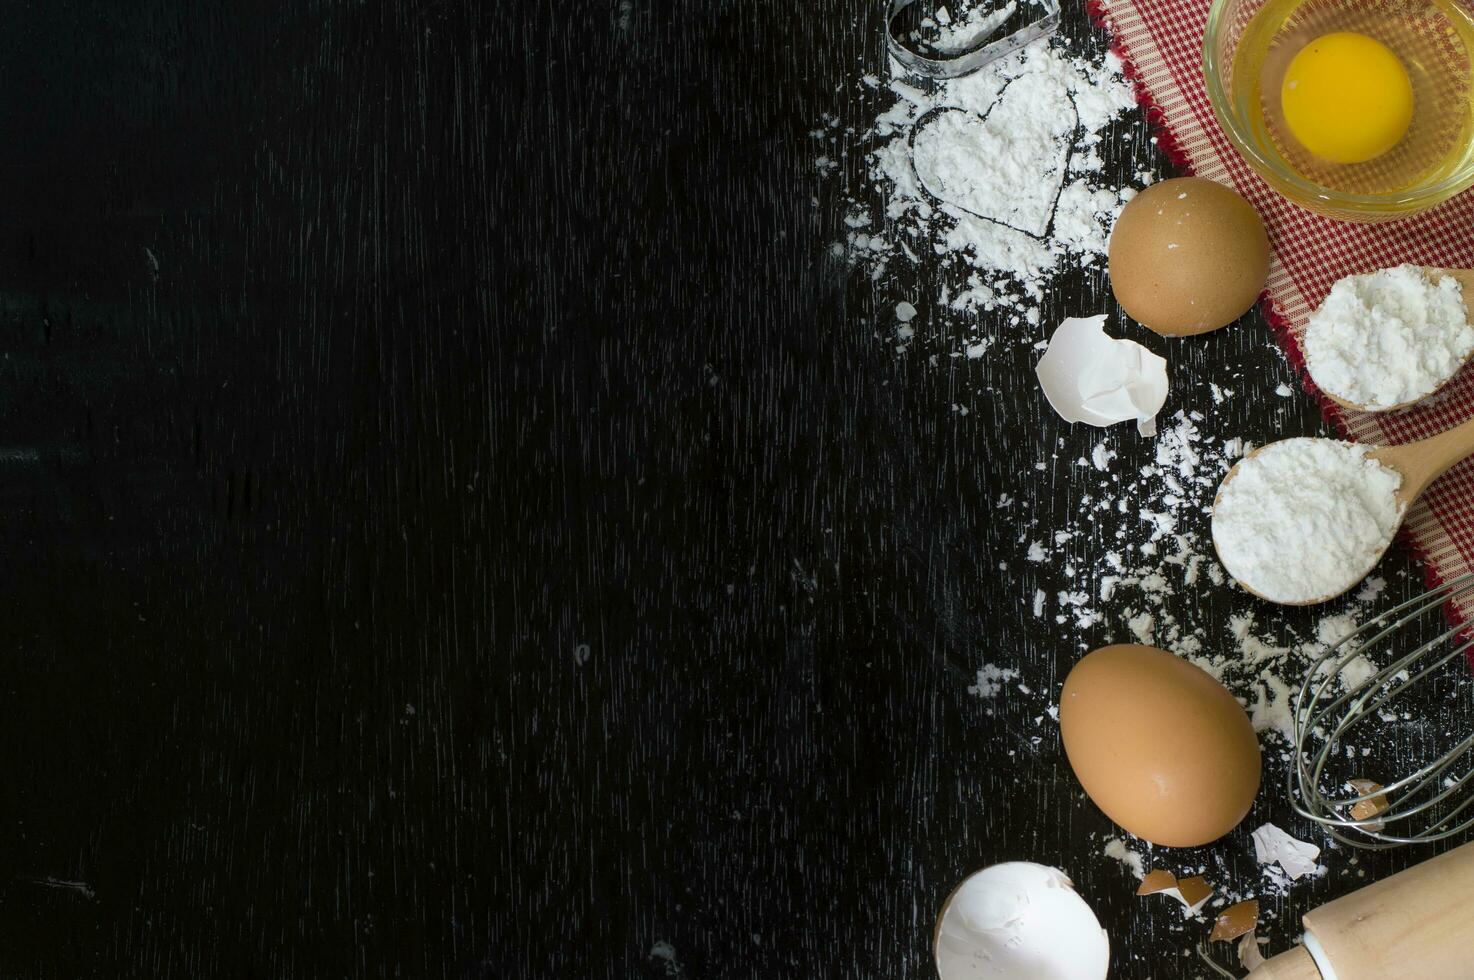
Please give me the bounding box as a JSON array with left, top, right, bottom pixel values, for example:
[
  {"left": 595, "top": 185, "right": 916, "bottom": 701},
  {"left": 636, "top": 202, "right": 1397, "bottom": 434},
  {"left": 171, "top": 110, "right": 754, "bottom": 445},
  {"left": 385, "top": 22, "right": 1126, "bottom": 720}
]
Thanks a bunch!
[{"left": 1280, "top": 32, "right": 1414, "bottom": 164}]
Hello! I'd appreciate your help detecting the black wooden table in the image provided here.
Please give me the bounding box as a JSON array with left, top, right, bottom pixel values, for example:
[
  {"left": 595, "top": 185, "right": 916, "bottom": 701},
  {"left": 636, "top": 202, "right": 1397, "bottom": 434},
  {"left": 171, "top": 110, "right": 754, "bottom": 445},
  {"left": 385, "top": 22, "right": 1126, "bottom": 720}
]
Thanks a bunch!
[{"left": 0, "top": 2, "right": 1450, "bottom": 977}]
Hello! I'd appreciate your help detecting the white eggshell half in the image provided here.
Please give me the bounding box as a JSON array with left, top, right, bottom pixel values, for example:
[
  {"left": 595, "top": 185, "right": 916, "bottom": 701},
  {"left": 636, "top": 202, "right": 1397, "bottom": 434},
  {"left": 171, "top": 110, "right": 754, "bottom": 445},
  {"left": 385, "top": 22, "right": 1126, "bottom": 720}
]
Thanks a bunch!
[
  {"left": 935, "top": 862, "right": 1109, "bottom": 980},
  {"left": 1035, "top": 314, "right": 1168, "bottom": 436}
]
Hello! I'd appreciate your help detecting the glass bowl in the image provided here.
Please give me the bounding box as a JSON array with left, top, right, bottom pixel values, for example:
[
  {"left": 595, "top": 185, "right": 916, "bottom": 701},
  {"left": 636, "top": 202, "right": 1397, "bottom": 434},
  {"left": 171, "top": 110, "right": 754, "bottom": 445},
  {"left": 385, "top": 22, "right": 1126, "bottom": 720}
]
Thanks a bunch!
[{"left": 1203, "top": 0, "right": 1474, "bottom": 223}]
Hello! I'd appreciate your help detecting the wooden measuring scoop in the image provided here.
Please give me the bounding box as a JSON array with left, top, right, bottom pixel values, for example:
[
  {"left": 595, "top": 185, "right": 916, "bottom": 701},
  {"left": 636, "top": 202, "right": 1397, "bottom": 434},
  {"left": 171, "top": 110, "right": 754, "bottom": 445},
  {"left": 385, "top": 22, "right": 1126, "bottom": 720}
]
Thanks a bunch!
[
  {"left": 1212, "top": 418, "right": 1474, "bottom": 605},
  {"left": 1314, "top": 267, "right": 1474, "bottom": 414}
]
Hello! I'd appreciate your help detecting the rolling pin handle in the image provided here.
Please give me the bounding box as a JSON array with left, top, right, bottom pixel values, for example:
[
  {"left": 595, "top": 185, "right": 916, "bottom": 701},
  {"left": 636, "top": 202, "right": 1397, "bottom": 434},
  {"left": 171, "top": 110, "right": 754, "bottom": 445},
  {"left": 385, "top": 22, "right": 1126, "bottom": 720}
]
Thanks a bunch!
[{"left": 1247, "top": 945, "right": 1322, "bottom": 980}]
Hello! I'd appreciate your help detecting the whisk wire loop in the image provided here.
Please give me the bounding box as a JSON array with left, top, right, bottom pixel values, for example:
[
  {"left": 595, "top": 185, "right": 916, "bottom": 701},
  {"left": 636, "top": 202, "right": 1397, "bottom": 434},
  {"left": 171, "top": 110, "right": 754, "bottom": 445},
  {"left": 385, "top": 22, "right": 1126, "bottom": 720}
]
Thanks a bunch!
[{"left": 1292, "top": 572, "right": 1474, "bottom": 848}]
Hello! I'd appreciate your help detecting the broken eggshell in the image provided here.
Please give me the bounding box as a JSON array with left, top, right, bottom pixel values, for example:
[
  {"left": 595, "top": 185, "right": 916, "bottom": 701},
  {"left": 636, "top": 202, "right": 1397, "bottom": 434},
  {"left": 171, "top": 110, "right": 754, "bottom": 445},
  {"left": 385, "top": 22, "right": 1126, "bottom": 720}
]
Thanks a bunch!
[
  {"left": 1035, "top": 315, "right": 1168, "bottom": 436},
  {"left": 1347, "top": 778, "right": 1391, "bottom": 830},
  {"left": 1251, "top": 823, "right": 1323, "bottom": 881},
  {"left": 1210, "top": 899, "right": 1259, "bottom": 943},
  {"left": 1137, "top": 870, "right": 1212, "bottom": 915},
  {"left": 935, "top": 862, "right": 1109, "bottom": 979},
  {"left": 1237, "top": 931, "right": 1267, "bottom": 972}
]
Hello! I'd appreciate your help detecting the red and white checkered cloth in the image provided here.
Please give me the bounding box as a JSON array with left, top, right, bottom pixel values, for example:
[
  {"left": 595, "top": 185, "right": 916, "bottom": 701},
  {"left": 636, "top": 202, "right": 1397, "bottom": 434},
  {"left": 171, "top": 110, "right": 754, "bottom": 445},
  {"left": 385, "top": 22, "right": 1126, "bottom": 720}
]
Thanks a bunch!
[{"left": 1091, "top": 0, "right": 1474, "bottom": 618}]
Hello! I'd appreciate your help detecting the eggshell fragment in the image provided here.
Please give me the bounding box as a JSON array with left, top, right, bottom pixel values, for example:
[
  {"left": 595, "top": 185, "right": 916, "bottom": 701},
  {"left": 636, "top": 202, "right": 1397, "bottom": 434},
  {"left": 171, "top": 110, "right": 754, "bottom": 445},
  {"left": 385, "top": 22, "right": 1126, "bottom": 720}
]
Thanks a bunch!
[
  {"left": 1210, "top": 900, "right": 1259, "bottom": 943},
  {"left": 1035, "top": 315, "right": 1168, "bottom": 436},
  {"left": 1059, "top": 644, "right": 1261, "bottom": 847},
  {"left": 1136, "top": 870, "right": 1212, "bottom": 914},
  {"left": 1251, "top": 823, "right": 1322, "bottom": 880},
  {"left": 935, "top": 863, "right": 1109, "bottom": 980},
  {"left": 1108, "top": 177, "right": 1270, "bottom": 337},
  {"left": 1238, "top": 931, "right": 1267, "bottom": 971},
  {"left": 1348, "top": 778, "right": 1390, "bottom": 826},
  {"left": 1136, "top": 870, "right": 1178, "bottom": 896},
  {"left": 1174, "top": 875, "right": 1213, "bottom": 911}
]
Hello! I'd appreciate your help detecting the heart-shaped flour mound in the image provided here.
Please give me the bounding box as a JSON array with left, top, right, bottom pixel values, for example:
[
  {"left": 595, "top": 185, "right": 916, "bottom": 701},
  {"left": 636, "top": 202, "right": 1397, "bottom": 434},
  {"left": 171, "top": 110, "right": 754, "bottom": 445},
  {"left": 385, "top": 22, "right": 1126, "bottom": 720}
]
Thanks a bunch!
[{"left": 911, "top": 71, "right": 1078, "bottom": 238}]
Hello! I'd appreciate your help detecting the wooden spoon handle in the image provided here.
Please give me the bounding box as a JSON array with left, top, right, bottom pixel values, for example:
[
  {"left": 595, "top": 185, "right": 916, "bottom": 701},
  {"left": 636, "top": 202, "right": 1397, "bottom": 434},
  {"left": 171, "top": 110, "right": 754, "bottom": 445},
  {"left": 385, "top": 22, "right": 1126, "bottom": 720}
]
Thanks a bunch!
[{"left": 1374, "top": 412, "right": 1474, "bottom": 503}]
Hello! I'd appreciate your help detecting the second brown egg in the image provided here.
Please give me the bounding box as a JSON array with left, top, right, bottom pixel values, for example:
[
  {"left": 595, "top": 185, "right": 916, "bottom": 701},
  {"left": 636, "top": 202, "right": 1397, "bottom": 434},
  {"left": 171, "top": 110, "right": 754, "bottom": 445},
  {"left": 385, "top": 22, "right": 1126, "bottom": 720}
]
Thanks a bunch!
[
  {"left": 1060, "top": 644, "right": 1261, "bottom": 848},
  {"left": 1108, "top": 177, "right": 1270, "bottom": 337}
]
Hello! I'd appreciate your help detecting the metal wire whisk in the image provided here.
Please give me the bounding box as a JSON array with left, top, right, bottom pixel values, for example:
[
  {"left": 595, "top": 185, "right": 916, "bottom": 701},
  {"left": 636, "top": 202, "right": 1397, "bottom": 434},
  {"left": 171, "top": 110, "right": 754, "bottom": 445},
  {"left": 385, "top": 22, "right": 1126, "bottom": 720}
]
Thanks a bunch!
[{"left": 1292, "top": 571, "right": 1474, "bottom": 849}]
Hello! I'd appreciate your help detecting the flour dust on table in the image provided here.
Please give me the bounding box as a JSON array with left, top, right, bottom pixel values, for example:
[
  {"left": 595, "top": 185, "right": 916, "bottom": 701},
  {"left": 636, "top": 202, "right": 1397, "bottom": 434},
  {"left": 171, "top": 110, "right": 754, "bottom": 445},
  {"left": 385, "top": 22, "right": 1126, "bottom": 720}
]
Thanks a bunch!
[
  {"left": 824, "top": 33, "right": 1150, "bottom": 346},
  {"left": 955, "top": 400, "right": 1413, "bottom": 949},
  {"left": 1007, "top": 411, "right": 1398, "bottom": 750},
  {"left": 817, "top": 7, "right": 1452, "bottom": 972}
]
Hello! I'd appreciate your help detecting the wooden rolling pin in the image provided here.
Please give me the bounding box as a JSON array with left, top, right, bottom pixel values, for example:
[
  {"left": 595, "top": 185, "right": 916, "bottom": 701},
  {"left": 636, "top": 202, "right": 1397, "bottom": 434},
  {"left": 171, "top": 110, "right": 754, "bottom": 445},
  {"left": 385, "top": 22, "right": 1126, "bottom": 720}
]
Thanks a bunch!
[{"left": 1250, "top": 839, "right": 1474, "bottom": 979}]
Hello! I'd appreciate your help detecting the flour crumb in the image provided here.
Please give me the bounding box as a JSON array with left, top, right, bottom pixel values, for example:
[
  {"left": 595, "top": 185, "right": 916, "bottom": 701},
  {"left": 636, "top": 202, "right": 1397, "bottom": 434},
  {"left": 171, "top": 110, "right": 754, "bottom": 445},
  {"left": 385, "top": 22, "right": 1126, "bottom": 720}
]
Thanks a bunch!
[
  {"left": 971, "top": 663, "right": 1022, "bottom": 697},
  {"left": 1103, "top": 837, "right": 1146, "bottom": 878},
  {"left": 649, "top": 941, "right": 685, "bottom": 977}
]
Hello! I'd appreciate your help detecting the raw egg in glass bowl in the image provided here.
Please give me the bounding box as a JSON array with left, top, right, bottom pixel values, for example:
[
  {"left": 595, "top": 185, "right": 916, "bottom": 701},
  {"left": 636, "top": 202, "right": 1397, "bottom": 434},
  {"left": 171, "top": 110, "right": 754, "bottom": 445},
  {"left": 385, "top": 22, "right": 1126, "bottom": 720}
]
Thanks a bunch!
[{"left": 1205, "top": 0, "right": 1474, "bottom": 222}]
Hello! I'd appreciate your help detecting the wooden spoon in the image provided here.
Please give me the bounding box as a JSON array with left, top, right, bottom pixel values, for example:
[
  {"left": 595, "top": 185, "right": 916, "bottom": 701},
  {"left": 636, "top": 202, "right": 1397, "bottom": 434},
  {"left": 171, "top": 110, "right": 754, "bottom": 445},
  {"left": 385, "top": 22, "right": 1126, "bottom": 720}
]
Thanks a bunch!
[
  {"left": 1212, "top": 417, "right": 1474, "bottom": 605},
  {"left": 1369, "top": 413, "right": 1474, "bottom": 508},
  {"left": 1314, "top": 267, "right": 1474, "bottom": 414}
]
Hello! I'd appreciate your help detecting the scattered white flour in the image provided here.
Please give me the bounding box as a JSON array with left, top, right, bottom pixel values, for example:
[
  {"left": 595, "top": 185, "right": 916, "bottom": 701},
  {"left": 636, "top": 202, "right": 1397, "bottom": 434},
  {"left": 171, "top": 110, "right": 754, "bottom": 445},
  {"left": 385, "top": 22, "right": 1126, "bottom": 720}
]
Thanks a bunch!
[
  {"left": 926, "top": 1, "right": 1020, "bottom": 54},
  {"left": 840, "top": 37, "right": 1144, "bottom": 320},
  {"left": 970, "top": 663, "right": 1021, "bottom": 697},
  {"left": 912, "top": 73, "right": 1076, "bottom": 237},
  {"left": 1211, "top": 439, "right": 1404, "bottom": 605},
  {"left": 1015, "top": 411, "right": 1398, "bottom": 745},
  {"left": 1304, "top": 265, "right": 1474, "bottom": 410},
  {"left": 1102, "top": 837, "right": 1146, "bottom": 878}
]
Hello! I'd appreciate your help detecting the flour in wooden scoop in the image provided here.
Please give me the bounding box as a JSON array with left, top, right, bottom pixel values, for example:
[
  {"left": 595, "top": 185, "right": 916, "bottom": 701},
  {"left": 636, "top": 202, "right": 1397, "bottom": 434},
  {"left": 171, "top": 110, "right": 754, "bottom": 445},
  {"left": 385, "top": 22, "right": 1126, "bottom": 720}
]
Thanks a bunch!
[
  {"left": 1211, "top": 439, "right": 1404, "bottom": 605},
  {"left": 1304, "top": 265, "right": 1474, "bottom": 410}
]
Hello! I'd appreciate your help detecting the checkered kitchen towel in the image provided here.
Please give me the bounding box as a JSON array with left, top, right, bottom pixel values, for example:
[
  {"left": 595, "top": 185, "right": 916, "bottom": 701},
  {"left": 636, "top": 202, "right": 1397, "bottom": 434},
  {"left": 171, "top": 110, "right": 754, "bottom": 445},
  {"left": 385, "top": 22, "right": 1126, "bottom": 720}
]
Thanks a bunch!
[{"left": 1090, "top": 0, "right": 1474, "bottom": 619}]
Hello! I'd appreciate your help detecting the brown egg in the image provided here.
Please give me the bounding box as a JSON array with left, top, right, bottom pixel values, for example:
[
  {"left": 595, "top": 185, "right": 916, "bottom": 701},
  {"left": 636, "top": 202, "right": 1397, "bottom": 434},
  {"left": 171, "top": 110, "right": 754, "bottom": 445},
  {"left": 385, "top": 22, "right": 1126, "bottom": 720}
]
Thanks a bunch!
[
  {"left": 1060, "top": 644, "right": 1260, "bottom": 847},
  {"left": 1108, "top": 177, "right": 1270, "bottom": 337}
]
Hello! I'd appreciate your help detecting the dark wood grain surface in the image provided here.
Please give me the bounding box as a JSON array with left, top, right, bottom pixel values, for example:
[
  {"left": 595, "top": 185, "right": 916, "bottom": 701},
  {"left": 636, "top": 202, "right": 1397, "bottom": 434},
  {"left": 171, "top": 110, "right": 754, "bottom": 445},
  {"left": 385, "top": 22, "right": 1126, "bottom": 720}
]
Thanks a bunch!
[{"left": 0, "top": 1, "right": 1455, "bottom": 977}]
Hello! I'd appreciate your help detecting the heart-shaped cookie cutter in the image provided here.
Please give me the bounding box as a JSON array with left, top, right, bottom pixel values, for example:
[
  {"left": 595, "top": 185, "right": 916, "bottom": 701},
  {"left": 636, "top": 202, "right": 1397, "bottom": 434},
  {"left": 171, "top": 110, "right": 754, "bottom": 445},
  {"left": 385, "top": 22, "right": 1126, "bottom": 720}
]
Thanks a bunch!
[
  {"left": 908, "top": 80, "right": 1081, "bottom": 239},
  {"left": 886, "top": 0, "right": 1061, "bottom": 79}
]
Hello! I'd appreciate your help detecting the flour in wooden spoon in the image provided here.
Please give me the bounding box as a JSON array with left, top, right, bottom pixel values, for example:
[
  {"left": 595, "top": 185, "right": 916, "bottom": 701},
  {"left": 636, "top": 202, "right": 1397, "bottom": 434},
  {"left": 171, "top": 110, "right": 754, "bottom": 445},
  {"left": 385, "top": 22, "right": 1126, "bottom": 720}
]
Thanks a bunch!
[
  {"left": 1006, "top": 410, "right": 1396, "bottom": 748},
  {"left": 1304, "top": 266, "right": 1474, "bottom": 410},
  {"left": 1212, "top": 439, "right": 1404, "bottom": 604}
]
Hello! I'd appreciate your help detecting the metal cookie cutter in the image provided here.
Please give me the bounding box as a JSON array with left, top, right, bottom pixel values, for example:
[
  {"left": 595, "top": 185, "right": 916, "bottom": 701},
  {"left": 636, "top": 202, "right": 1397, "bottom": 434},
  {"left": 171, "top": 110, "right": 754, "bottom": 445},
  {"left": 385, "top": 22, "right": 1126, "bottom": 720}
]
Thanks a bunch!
[{"left": 886, "top": 0, "right": 1061, "bottom": 79}]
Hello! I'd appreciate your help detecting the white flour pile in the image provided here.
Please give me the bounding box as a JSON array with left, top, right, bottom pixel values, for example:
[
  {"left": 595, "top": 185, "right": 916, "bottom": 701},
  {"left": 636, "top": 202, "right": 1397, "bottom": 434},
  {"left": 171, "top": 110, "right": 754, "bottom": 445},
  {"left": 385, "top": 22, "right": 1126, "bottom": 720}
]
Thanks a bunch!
[
  {"left": 1211, "top": 439, "right": 1404, "bottom": 605},
  {"left": 910, "top": 1, "right": 1021, "bottom": 53},
  {"left": 1304, "top": 265, "right": 1474, "bottom": 410},
  {"left": 838, "top": 36, "right": 1147, "bottom": 314},
  {"left": 911, "top": 79, "right": 1075, "bottom": 239},
  {"left": 1004, "top": 407, "right": 1403, "bottom": 747}
]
